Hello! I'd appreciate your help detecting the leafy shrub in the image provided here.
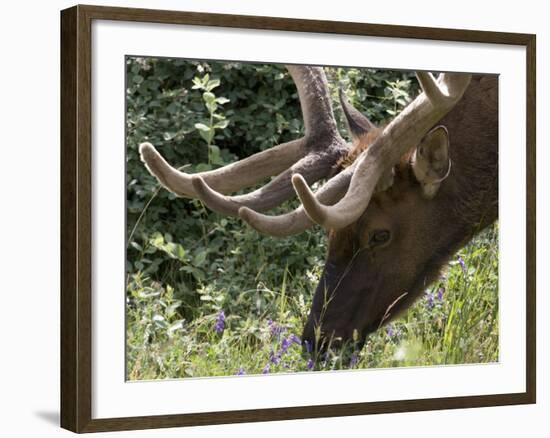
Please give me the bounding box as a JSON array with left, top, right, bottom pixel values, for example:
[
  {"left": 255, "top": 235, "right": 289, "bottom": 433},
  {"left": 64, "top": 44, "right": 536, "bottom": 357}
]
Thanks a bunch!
[{"left": 126, "top": 58, "right": 418, "bottom": 291}]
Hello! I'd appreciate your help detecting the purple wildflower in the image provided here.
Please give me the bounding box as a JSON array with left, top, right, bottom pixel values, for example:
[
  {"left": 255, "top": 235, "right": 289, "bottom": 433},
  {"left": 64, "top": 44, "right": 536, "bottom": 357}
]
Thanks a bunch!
[
  {"left": 280, "top": 337, "right": 291, "bottom": 355},
  {"left": 349, "top": 352, "right": 358, "bottom": 367},
  {"left": 437, "top": 287, "right": 445, "bottom": 301},
  {"left": 268, "top": 319, "right": 286, "bottom": 337},
  {"left": 306, "top": 358, "right": 314, "bottom": 370},
  {"left": 288, "top": 334, "right": 301, "bottom": 345},
  {"left": 426, "top": 291, "right": 435, "bottom": 309},
  {"left": 269, "top": 348, "right": 280, "bottom": 365},
  {"left": 262, "top": 363, "right": 270, "bottom": 374},
  {"left": 235, "top": 367, "right": 246, "bottom": 375},
  {"left": 304, "top": 340, "right": 312, "bottom": 354},
  {"left": 458, "top": 256, "right": 467, "bottom": 274},
  {"left": 214, "top": 310, "right": 225, "bottom": 334},
  {"left": 386, "top": 325, "right": 402, "bottom": 339}
]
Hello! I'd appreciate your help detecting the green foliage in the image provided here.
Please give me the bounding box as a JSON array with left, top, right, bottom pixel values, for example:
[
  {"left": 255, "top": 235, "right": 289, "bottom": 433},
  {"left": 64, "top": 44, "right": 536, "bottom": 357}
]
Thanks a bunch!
[
  {"left": 126, "top": 225, "right": 498, "bottom": 378},
  {"left": 125, "top": 57, "right": 496, "bottom": 380},
  {"left": 126, "top": 57, "right": 418, "bottom": 285}
]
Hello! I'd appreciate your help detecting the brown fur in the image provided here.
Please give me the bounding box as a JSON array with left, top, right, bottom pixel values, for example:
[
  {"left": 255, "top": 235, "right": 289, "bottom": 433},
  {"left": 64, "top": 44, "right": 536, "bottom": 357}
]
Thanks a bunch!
[
  {"left": 337, "top": 128, "right": 383, "bottom": 169},
  {"left": 302, "top": 74, "right": 499, "bottom": 350},
  {"left": 337, "top": 126, "right": 415, "bottom": 181}
]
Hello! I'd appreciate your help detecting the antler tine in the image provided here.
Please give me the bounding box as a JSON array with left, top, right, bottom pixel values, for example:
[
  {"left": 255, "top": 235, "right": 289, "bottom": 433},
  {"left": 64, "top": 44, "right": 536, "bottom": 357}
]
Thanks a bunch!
[
  {"left": 416, "top": 72, "right": 442, "bottom": 103},
  {"left": 238, "top": 160, "right": 358, "bottom": 236},
  {"left": 291, "top": 149, "right": 384, "bottom": 228},
  {"left": 293, "top": 72, "right": 471, "bottom": 230},
  {"left": 338, "top": 87, "right": 376, "bottom": 138},
  {"left": 192, "top": 149, "right": 340, "bottom": 215},
  {"left": 139, "top": 138, "right": 305, "bottom": 198},
  {"left": 417, "top": 71, "right": 471, "bottom": 106},
  {"left": 140, "top": 65, "right": 348, "bottom": 214},
  {"left": 287, "top": 65, "right": 340, "bottom": 138}
]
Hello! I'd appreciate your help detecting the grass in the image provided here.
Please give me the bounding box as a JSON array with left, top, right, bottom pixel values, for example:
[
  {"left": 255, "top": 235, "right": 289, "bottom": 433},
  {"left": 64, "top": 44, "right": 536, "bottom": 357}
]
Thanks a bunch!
[{"left": 126, "top": 214, "right": 499, "bottom": 380}]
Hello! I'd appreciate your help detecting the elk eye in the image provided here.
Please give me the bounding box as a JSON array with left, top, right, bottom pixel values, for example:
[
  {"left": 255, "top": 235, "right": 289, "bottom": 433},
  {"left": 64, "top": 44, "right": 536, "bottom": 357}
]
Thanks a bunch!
[{"left": 368, "top": 230, "right": 391, "bottom": 247}]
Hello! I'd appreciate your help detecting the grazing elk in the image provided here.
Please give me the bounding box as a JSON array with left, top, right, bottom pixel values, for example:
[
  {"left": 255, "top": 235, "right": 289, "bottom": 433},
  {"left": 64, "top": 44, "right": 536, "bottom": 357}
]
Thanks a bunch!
[{"left": 139, "top": 65, "right": 498, "bottom": 352}]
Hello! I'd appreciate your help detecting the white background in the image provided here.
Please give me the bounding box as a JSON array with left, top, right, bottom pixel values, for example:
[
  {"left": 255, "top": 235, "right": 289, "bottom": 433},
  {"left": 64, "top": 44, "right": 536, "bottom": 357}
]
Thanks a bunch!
[
  {"left": 93, "top": 20, "right": 526, "bottom": 418},
  {"left": 0, "top": 0, "right": 546, "bottom": 437}
]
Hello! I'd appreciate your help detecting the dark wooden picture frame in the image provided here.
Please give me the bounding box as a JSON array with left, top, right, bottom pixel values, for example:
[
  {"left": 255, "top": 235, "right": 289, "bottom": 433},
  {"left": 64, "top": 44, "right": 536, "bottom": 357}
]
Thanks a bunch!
[{"left": 60, "top": 4, "right": 536, "bottom": 433}]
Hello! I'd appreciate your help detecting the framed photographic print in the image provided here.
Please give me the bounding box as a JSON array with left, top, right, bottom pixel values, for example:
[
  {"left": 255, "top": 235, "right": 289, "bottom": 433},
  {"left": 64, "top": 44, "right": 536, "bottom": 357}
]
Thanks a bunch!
[{"left": 60, "top": 4, "right": 536, "bottom": 433}]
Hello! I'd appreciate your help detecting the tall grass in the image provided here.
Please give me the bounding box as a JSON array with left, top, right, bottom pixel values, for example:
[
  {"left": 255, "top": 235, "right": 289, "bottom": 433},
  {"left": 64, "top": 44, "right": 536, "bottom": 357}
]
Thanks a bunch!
[{"left": 126, "top": 220, "right": 498, "bottom": 380}]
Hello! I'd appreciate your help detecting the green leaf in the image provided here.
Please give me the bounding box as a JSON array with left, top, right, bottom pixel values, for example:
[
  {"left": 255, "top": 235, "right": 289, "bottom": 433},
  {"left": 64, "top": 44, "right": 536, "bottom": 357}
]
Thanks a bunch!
[
  {"left": 163, "top": 131, "right": 177, "bottom": 141},
  {"left": 167, "top": 320, "right": 184, "bottom": 336},
  {"left": 205, "top": 101, "right": 217, "bottom": 114},
  {"left": 194, "top": 250, "right": 208, "bottom": 267},
  {"left": 191, "top": 77, "right": 203, "bottom": 89},
  {"left": 176, "top": 244, "right": 186, "bottom": 261},
  {"left": 130, "top": 241, "right": 143, "bottom": 252},
  {"left": 194, "top": 123, "right": 211, "bottom": 132},
  {"left": 209, "top": 145, "right": 223, "bottom": 165},
  {"left": 206, "top": 79, "right": 220, "bottom": 91},
  {"left": 150, "top": 232, "right": 164, "bottom": 247},
  {"left": 202, "top": 92, "right": 216, "bottom": 104},
  {"left": 199, "top": 129, "right": 214, "bottom": 144},
  {"left": 214, "top": 120, "right": 229, "bottom": 130},
  {"left": 195, "top": 163, "right": 212, "bottom": 172}
]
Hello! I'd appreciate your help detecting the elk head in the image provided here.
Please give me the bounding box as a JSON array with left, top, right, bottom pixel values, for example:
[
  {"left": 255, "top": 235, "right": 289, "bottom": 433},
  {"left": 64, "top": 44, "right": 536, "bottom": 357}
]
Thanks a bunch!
[{"left": 139, "top": 65, "right": 473, "bottom": 352}]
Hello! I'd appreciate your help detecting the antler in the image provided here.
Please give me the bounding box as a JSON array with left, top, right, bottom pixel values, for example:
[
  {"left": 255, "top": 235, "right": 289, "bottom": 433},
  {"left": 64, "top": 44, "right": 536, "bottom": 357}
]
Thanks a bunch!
[
  {"left": 241, "top": 72, "right": 471, "bottom": 235},
  {"left": 139, "top": 65, "right": 349, "bottom": 215}
]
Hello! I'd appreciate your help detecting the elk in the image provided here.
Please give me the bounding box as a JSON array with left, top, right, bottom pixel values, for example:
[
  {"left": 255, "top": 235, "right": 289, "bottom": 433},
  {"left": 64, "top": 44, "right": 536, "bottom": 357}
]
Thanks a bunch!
[{"left": 139, "top": 65, "right": 498, "bottom": 352}]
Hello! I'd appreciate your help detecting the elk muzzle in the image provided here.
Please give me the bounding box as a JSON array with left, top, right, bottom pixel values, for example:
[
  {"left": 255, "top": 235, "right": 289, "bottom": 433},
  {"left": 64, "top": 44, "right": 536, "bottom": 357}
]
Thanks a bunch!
[{"left": 302, "top": 257, "right": 375, "bottom": 353}]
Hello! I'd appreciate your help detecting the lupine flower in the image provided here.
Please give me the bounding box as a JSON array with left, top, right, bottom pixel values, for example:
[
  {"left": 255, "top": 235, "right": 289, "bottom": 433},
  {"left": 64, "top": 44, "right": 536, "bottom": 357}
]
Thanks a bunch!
[
  {"left": 386, "top": 325, "right": 402, "bottom": 339},
  {"left": 304, "top": 340, "right": 312, "bottom": 354},
  {"left": 425, "top": 291, "right": 435, "bottom": 309},
  {"left": 214, "top": 310, "right": 225, "bottom": 334},
  {"left": 262, "top": 363, "right": 270, "bottom": 374},
  {"left": 269, "top": 348, "right": 280, "bottom": 365},
  {"left": 306, "top": 358, "right": 314, "bottom": 370},
  {"left": 288, "top": 334, "right": 301, "bottom": 345},
  {"left": 437, "top": 287, "right": 445, "bottom": 301},
  {"left": 458, "top": 256, "right": 467, "bottom": 274},
  {"left": 268, "top": 319, "right": 286, "bottom": 337},
  {"left": 349, "top": 352, "right": 358, "bottom": 367},
  {"left": 235, "top": 367, "right": 246, "bottom": 375},
  {"left": 280, "top": 337, "right": 291, "bottom": 355}
]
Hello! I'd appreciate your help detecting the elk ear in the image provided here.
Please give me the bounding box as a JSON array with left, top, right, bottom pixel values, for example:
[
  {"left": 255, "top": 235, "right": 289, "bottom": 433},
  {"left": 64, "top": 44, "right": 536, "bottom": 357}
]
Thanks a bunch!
[
  {"left": 339, "top": 88, "right": 376, "bottom": 141},
  {"left": 412, "top": 126, "right": 451, "bottom": 199}
]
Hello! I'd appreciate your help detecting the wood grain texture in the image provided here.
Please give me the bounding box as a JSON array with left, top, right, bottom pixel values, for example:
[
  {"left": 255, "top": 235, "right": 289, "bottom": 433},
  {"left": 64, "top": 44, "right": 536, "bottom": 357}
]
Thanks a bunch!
[
  {"left": 525, "top": 34, "right": 536, "bottom": 404},
  {"left": 78, "top": 4, "right": 534, "bottom": 45},
  {"left": 60, "top": 4, "right": 536, "bottom": 433},
  {"left": 60, "top": 5, "right": 93, "bottom": 432},
  {"left": 60, "top": 5, "right": 78, "bottom": 432}
]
